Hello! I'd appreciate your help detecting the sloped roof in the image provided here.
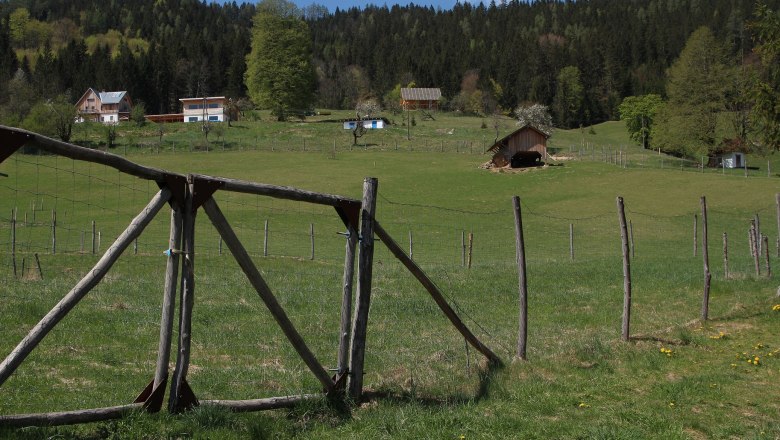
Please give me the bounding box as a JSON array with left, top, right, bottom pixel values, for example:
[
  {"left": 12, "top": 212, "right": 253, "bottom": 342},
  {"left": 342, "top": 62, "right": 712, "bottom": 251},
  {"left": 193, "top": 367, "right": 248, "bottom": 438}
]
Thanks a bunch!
[
  {"left": 487, "top": 124, "right": 550, "bottom": 153},
  {"left": 400, "top": 88, "right": 441, "bottom": 101},
  {"left": 99, "top": 91, "right": 128, "bottom": 104}
]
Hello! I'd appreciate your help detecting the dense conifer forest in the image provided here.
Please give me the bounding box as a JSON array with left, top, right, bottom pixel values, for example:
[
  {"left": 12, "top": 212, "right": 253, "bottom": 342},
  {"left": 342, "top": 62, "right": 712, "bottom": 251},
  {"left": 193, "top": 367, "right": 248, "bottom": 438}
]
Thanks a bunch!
[{"left": 0, "top": 0, "right": 777, "bottom": 127}]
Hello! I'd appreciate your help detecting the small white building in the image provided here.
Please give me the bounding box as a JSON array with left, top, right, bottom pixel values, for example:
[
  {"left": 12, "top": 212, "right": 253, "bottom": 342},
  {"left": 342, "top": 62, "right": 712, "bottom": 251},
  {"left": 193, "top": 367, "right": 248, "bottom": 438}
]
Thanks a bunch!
[
  {"left": 180, "top": 97, "right": 227, "bottom": 123},
  {"left": 343, "top": 118, "right": 387, "bottom": 130},
  {"left": 719, "top": 152, "right": 745, "bottom": 169}
]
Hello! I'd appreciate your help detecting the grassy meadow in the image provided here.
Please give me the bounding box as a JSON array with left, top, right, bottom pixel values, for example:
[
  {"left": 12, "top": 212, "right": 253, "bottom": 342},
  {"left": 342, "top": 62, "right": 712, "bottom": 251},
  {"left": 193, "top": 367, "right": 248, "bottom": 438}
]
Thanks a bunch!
[{"left": 1, "top": 113, "right": 779, "bottom": 438}]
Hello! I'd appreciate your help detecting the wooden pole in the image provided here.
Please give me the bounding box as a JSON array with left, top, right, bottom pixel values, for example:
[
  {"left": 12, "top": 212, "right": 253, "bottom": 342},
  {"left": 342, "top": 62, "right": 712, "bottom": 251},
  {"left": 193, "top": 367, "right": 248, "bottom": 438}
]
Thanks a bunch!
[
  {"left": 701, "top": 196, "right": 711, "bottom": 321},
  {"left": 202, "top": 197, "right": 336, "bottom": 393},
  {"left": 200, "top": 394, "right": 321, "bottom": 413},
  {"left": 756, "top": 214, "right": 762, "bottom": 255},
  {"left": 467, "top": 232, "right": 474, "bottom": 269},
  {"left": 693, "top": 214, "right": 698, "bottom": 257},
  {"left": 0, "top": 402, "right": 145, "bottom": 428},
  {"left": 33, "top": 253, "right": 43, "bottom": 279},
  {"left": 51, "top": 210, "right": 56, "bottom": 254},
  {"left": 154, "top": 206, "right": 183, "bottom": 390},
  {"left": 374, "top": 221, "right": 501, "bottom": 365},
  {"left": 629, "top": 219, "right": 635, "bottom": 259},
  {"left": 310, "top": 223, "right": 315, "bottom": 260},
  {"left": 617, "top": 196, "right": 632, "bottom": 341},
  {"left": 91, "top": 220, "right": 96, "bottom": 255},
  {"left": 723, "top": 232, "right": 729, "bottom": 279},
  {"left": 348, "top": 177, "right": 378, "bottom": 401},
  {"left": 461, "top": 230, "right": 466, "bottom": 267},
  {"left": 569, "top": 223, "right": 574, "bottom": 261},
  {"left": 263, "top": 219, "right": 269, "bottom": 257},
  {"left": 751, "top": 222, "right": 761, "bottom": 276},
  {"left": 408, "top": 230, "right": 413, "bottom": 261},
  {"left": 169, "top": 181, "right": 196, "bottom": 413},
  {"left": 512, "top": 197, "right": 528, "bottom": 360},
  {"left": 0, "top": 188, "right": 171, "bottom": 386},
  {"left": 763, "top": 234, "right": 771, "bottom": 277},
  {"left": 337, "top": 222, "right": 358, "bottom": 379},
  {"left": 11, "top": 209, "right": 16, "bottom": 278}
]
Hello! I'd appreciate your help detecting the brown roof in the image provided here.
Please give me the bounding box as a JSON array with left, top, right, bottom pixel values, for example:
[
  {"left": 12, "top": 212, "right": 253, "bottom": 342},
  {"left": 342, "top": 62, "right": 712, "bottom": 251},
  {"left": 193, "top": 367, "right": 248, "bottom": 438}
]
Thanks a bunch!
[
  {"left": 400, "top": 88, "right": 442, "bottom": 101},
  {"left": 487, "top": 125, "right": 550, "bottom": 153}
]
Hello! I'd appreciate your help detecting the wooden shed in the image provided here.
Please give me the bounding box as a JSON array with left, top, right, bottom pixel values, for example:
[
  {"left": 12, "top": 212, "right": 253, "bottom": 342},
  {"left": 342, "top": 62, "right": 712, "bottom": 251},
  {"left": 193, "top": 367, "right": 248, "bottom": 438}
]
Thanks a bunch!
[
  {"left": 487, "top": 125, "right": 549, "bottom": 167},
  {"left": 400, "top": 88, "right": 441, "bottom": 110}
]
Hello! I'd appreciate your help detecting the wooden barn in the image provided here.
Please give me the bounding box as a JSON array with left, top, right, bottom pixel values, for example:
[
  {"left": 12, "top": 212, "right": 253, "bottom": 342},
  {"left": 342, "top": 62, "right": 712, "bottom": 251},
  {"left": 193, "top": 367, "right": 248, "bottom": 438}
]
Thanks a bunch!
[
  {"left": 487, "top": 125, "right": 549, "bottom": 168},
  {"left": 400, "top": 88, "right": 441, "bottom": 110}
]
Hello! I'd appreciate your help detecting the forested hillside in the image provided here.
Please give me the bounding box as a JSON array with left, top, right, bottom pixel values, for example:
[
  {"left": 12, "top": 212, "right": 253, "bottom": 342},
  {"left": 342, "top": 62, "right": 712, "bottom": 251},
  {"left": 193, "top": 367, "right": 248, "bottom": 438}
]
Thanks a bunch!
[{"left": 0, "top": 0, "right": 777, "bottom": 127}]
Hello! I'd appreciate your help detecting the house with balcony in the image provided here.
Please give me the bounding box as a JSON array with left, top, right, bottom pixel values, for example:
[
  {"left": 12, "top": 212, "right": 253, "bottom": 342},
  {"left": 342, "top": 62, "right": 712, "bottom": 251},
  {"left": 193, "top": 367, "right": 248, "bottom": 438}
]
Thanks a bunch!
[
  {"left": 75, "top": 88, "right": 133, "bottom": 124},
  {"left": 180, "top": 97, "right": 227, "bottom": 123}
]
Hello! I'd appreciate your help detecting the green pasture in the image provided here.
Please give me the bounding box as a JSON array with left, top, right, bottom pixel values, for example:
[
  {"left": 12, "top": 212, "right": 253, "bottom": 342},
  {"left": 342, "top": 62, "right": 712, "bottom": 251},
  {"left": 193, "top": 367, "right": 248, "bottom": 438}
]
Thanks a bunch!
[{"left": 1, "top": 117, "right": 779, "bottom": 438}]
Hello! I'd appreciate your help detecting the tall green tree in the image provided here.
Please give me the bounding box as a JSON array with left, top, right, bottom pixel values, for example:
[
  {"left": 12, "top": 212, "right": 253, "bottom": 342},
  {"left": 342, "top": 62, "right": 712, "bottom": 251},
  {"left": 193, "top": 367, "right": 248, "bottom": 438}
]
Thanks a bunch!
[
  {"left": 749, "top": 2, "right": 780, "bottom": 152},
  {"left": 653, "top": 27, "right": 735, "bottom": 158},
  {"left": 618, "top": 94, "right": 663, "bottom": 149},
  {"left": 553, "top": 66, "right": 584, "bottom": 129},
  {"left": 245, "top": 0, "right": 316, "bottom": 121}
]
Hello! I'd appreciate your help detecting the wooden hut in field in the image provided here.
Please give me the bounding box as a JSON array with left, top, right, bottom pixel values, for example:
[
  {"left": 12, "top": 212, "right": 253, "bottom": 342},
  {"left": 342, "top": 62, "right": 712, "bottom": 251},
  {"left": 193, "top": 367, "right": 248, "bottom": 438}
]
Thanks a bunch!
[
  {"left": 487, "top": 125, "right": 549, "bottom": 168},
  {"left": 400, "top": 88, "right": 441, "bottom": 110}
]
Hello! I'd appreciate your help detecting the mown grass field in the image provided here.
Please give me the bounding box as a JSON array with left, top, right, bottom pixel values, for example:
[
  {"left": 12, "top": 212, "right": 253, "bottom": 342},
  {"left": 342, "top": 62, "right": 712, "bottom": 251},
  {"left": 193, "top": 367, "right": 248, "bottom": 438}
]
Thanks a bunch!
[{"left": 1, "top": 114, "right": 779, "bottom": 438}]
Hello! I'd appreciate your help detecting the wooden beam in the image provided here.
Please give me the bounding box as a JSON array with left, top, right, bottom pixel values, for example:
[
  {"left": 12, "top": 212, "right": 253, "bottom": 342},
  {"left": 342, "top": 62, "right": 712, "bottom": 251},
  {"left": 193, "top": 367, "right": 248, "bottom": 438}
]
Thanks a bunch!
[
  {"left": 0, "top": 403, "right": 144, "bottom": 428},
  {"left": 0, "top": 188, "right": 172, "bottom": 386},
  {"left": 200, "top": 394, "right": 322, "bottom": 412},
  {"left": 0, "top": 125, "right": 173, "bottom": 182},
  {"left": 373, "top": 221, "right": 502, "bottom": 366},
  {"left": 154, "top": 206, "right": 183, "bottom": 390},
  {"left": 189, "top": 173, "right": 360, "bottom": 209},
  {"left": 336, "top": 219, "right": 358, "bottom": 380},
  {"left": 201, "top": 197, "right": 335, "bottom": 393}
]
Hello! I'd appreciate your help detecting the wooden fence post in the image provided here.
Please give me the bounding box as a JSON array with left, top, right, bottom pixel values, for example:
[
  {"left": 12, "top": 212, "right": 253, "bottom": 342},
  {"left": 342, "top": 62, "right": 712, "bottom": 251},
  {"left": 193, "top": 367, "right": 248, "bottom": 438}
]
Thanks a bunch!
[
  {"left": 348, "top": 177, "right": 378, "bottom": 401},
  {"left": 723, "top": 232, "right": 729, "bottom": 279},
  {"left": 513, "top": 197, "right": 528, "bottom": 360},
  {"left": 11, "top": 209, "right": 16, "bottom": 278},
  {"left": 693, "top": 214, "right": 698, "bottom": 257},
  {"left": 751, "top": 221, "right": 761, "bottom": 276},
  {"left": 629, "top": 219, "right": 635, "bottom": 258},
  {"left": 617, "top": 197, "right": 632, "bottom": 341},
  {"left": 337, "top": 220, "right": 359, "bottom": 380},
  {"left": 756, "top": 214, "right": 762, "bottom": 255},
  {"left": 310, "top": 223, "right": 315, "bottom": 260},
  {"left": 763, "top": 235, "right": 771, "bottom": 277},
  {"left": 51, "top": 210, "right": 56, "bottom": 254},
  {"left": 461, "top": 230, "right": 466, "bottom": 267},
  {"left": 569, "top": 223, "right": 574, "bottom": 261},
  {"left": 409, "top": 230, "right": 413, "bottom": 261},
  {"left": 467, "top": 232, "right": 474, "bottom": 269},
  {"left": 91, "top": 220, "right": 96, "bottom": 255},
  {"left": 154, "top": 206, "right": 183, "bottom": 390},
  {"left": 263, "top": 219, "right": 269, "bottom": 257},
  {"left": 701, "top": 196, "right": 711, "bottom": 321}
]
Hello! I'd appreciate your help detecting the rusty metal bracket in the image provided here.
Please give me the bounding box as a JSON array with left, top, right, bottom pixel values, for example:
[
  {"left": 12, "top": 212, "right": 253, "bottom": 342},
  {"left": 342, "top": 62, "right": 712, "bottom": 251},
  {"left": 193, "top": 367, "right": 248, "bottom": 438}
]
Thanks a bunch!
[
  {"left": 335, "top": 202, "right": 361, "bottom": 232},
  {"left": 171, "top": 378, "right": 199, "bottom": 413},
  {"left": 158, "top": 173, "right": 188, "bottom": 209},
  {"left": 133, "top": 378, "right": 168, "bottom": 413},
  {"left": 0, "top": 127, "right": 33, "bottom": 165},
  {"left": 188, "top": 175, "right": 224, "bottom": 212}
]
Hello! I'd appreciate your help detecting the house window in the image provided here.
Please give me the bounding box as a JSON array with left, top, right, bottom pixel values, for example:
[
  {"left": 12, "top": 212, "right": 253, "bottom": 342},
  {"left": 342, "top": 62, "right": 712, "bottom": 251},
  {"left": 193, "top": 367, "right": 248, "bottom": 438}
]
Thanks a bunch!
[
  {"left": 188, "top": 117, "right": 198, "bottom": 122},
  {"left": 208, "top": 116, "right": 219, "bottom": 121},
  {"left": 208, "top": 103, "right": 219, "bottom": 109},
  {"left": 188, "top": 104, "right": 204, "bottom": 110}
]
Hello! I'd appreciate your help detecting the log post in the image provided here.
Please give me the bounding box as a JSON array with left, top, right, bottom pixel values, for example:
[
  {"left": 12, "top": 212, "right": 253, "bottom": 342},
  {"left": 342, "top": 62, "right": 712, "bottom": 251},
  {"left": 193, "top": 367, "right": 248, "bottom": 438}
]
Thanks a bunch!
[
  {"left": 513, "top": 197, "right": 528, "bottom": 360},
  {"left": 348, "top": 177, "right": 378, "bottom": 401},
  {"left": 51, "top": 210, "right": 56, "bottom": 254},
  {"left": 11, "top": 209, "right": 16, "bottom": 278},
  {"left": 693, "top": 214, "right": 698, "bottom": 257},
  {"left": 723, "top": 232, "right": 729, "bottom": 279},
  {"left": 461, "top": 230, "right": 466, "bottom": 267},
  {"left": 310, "top": 223, "right": 315, "bottom": 260},
  {"left": 0, "top": 188, "right": 171, "bottom": 386},
  {"left": 763, "top": 234, "right": 771, "bottom": 278},
  {"left": 467, "top": 232, "right": 474, "bottom": 269},
  {"left": 408, "top": 230, "right": 413, "bottom": 261},
  {"left": 756, "top": 214, "right": 762, "bottom": 255},
  {"left": 701, "top": 196, "right": 711, "bottom": 321},
  {"left": 617, "top": 197, "right": 631, "bottom": 341},
  {"left": 154, "top": 206, "right": 183, "bottom": 390},
  {"left": 263, "top": 219, "right": 268, "bottom": 257},
  {"left": 91, "top": 220, "right": 96, "bottom": 255},
  {"left": 169, "top": 181, "right": 196, "bottom": 413},
  {"left": 751, "top": 222, "right": 761, "bottom": 276},
  {"left": 569, "top": 223, "right": 574, "bottom": 261},
  {"left": 337, "top": 220, "right": 359, "bottom": 380},
  {"left": 202, "top": 197, "right": 335, "bottom": 393}
]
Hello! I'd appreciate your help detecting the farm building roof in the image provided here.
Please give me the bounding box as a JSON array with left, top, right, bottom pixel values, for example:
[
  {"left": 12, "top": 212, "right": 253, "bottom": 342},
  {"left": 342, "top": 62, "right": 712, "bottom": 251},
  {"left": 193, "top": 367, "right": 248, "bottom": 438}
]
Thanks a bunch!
[
  {"left": 487, "top": 124, "right": 551, "bottom": 153},
  {"left": 400, "top": 88, "right": 442, "bottom": 101},
  {"left": 98, "top": 91, "right": 128, "bottom": 104}
]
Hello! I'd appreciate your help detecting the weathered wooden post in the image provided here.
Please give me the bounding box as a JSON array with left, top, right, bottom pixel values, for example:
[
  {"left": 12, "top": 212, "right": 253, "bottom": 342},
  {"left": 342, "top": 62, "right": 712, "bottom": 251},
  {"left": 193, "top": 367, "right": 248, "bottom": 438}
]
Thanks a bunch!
[
  {"left": 617, "top": 197, "right": 631, "bottom": 341},
  {"left": 569, "top": 223, "right": 574, "bottom": 261},
  {"left": 693, "top": 214, "right": 698, "bottom": 257},
  {"left": 11, "top": 209, "right": 16, "bottom": 278},
  {"left": 337, "top": 218, "right": 359, "bottom": 382},
  {"left": 309, "top": 223, "right": 315, "bottom": 260},
  {"left": 408, "top": 230, "right": 413, "bottom": 261},
  {"left": 51, "top": 210, "right": 56, "bottom": 254},
  {"left": 723, "top": 232, "right": 729, "bottom": 279},
  {"left": 751, "top": 221, "right": 761, "bottom": 276},
  {"left": 91, "top": 220, "right": 96, "bottom": 255},
  {"left": 169, "top": 180, "right": 196, "bottom": 413},
  {"left": 461, "top": 230, "right": 466, "bottom": 267},
  {"left": 756, "top": 214, "right": 762, "bottom": 255},
  {"left": 348, "top": 177, "right": 378, "bottom": 401},
  {"left": 154, "top": 205, "right": 183, "bottom": 391},
  {"left": 701, "top": 196, "right": 711, "bottom": 321},
  {"left": 512, "top": 196, "right": 528, "bottom": 360},
  {"left": 263, "top": 219, "right": 269, "bottom": 257},
  {"left": 629, "top": 219, "right": 635, "bottom": 258},
  {"left": 763, "top": 234, "right": 771, "bottom": 277},
  {"left": 467, "top": 232, "right": 474, "bottom": 269}
]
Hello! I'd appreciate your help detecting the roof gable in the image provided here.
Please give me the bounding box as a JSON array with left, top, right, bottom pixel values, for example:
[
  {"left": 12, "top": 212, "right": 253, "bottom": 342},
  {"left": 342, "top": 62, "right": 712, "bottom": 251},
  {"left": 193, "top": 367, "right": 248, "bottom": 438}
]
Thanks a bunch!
[
  {"left": 400, "top": 88, "right": 441, "bottom": 101},
  {"left": 487, "top": 125, "right": 550, "bottom": 153},
  {"left": 99, "top": 91, "right": 128, "bottom": 104}
]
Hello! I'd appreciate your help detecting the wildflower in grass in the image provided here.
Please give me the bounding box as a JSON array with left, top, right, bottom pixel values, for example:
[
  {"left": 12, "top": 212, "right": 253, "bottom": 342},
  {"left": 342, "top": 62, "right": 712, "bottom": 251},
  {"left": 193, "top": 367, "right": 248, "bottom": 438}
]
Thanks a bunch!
[
  {"left": 578, "top": 402, "right": 590, "bottom": 408},
  {"left": 669, "top": 402, "right": 676, "bottom": 407},
  {"left": 710, "top": 331, "right": 727, "bottom": 340},
  {"left": 772, "top": 304, "right": 780, "bottom": 311},
  {"left": 754, "top": 343, "right": 764, "bottom": 350},
  {"left": 660, "top": 347, "right": 673, "bottom": 357}
]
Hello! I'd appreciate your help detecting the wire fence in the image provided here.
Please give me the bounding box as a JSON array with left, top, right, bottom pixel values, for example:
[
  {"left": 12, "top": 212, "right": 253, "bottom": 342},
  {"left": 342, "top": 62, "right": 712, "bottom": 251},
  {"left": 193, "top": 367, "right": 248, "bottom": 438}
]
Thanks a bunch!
[{"left": 1, "top": 150, "right": 778, "bottom": 415}]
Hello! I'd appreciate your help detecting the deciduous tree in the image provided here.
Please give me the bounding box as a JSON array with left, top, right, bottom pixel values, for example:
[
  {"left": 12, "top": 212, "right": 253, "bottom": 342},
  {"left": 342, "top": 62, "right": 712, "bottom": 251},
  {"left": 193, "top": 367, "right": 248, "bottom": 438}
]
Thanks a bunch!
[{"left": 618, "top": 94, "right": 663, "bottom": 149}]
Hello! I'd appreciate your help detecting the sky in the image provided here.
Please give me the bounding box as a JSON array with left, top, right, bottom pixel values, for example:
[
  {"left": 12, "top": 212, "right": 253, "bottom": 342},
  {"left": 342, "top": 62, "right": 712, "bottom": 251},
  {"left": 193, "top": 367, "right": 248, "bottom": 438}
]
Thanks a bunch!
[{"left": 214, "top": 0, "right": 462, "bottom": 12}]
